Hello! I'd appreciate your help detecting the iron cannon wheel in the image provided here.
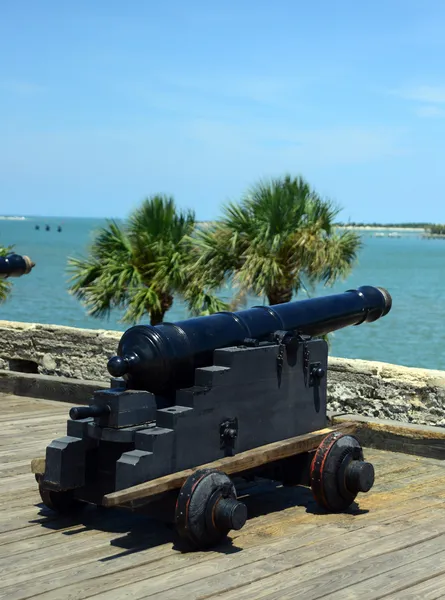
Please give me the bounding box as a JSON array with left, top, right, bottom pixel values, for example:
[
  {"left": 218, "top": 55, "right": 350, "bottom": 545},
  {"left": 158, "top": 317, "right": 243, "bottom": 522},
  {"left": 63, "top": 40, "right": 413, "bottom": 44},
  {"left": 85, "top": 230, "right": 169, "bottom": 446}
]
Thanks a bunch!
[
  {"left": 310, "top": 432, "right": 375, "bottom": 512},
  {"left": 175, "top": 469, "right": 248, "bottom": 550},
  {"left": 38, "top": 485, "right": 86, "bottom": 515}
]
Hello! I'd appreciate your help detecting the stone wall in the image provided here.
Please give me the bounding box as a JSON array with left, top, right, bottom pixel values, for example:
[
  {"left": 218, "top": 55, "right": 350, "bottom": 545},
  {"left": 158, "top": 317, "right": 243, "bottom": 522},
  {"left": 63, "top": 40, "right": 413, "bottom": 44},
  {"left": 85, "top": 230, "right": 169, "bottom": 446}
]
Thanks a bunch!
[
  {"left": 0, "top": 320, "right": 120, "bottom": 382},
  {"left": 328, "top": 357, "right": 445, "bottom": 427},
  {"left": 1, "top": 320, "right": 445, "bottom": 427}
]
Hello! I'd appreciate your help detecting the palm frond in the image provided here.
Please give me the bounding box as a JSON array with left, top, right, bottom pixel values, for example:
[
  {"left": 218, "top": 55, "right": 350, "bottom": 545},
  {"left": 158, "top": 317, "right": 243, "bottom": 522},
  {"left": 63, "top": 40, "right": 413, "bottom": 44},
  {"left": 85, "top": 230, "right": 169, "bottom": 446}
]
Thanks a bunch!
[
  {"left": 308, "top": 230, "right": 362, "bottom": 286},
  {"left": 183, "top": 283, "right": 230, "bottom": 316},
  {"left": 129, "top": 195, "right": 195, "bottom": 244},
  {"left": 0, "top": 280, "right": 12, "bottom": 304},
  {"left": 68, "top": 196, "right": 209, "bottom": 324},
  {"left": 121, "top": 286, "right": 162, "bottom": 324},
  {"left": 0, "top": 245, "right": 14, "bottom": 257},
  {"left": 67, "top": 222, "right": 139, "bottom": 319},
  {"left": 193, "top": 174, "right": 361, "bottom": 306}
]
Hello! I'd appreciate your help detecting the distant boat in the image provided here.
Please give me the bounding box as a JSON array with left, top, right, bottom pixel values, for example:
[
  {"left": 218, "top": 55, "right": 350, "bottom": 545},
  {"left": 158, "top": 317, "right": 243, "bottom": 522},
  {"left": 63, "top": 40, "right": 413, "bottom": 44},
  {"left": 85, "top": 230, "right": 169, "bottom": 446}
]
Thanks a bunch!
[
  {"left": 374, "top": 232, "right": 385, "bottom": 237},
  {"left": 388, "top": 232, "right": 401, "bottom": 238},
  {"left": 45, "top": 224, "right": 50, "bottom": 231},
  {"left": 57, "top": 225, "right": 62, "bottom": 232}
]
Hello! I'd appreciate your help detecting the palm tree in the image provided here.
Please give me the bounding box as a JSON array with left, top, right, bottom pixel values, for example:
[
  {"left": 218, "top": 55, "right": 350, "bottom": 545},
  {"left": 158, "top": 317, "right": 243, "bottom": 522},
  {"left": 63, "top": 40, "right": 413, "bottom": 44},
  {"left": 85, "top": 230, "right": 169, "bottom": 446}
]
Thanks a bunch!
[
  {"left": 68, "top": 195, "right": 228, "bottom": 326},
  {"left": 192, "top": 175, "right": 362, "bottom": 307},
  {"left": 0, "top": 244, "right": 14, "bottom": 304}
]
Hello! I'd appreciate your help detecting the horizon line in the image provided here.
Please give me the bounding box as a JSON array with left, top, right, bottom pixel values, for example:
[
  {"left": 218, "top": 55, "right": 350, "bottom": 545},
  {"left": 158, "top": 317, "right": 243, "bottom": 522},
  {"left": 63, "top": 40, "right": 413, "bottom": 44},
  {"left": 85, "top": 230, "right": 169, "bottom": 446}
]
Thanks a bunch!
[{"left": 0, "top": 214, "right": 440, "bottom": 226}]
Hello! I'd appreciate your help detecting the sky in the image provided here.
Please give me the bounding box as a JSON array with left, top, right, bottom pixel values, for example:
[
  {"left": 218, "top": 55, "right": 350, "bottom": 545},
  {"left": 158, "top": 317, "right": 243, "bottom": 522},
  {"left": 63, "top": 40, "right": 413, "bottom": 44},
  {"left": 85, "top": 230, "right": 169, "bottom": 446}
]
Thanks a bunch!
[{"left": 1, "top": 1, "right": 445, "bottom": 223}]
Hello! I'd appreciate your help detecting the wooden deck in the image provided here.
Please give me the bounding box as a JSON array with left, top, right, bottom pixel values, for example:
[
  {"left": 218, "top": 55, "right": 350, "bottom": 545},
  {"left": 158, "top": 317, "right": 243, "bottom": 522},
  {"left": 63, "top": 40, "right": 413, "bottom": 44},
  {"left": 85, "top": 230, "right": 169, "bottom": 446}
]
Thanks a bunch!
[{"left": 2, "top": 394, "right": 445, "bottom": 600}]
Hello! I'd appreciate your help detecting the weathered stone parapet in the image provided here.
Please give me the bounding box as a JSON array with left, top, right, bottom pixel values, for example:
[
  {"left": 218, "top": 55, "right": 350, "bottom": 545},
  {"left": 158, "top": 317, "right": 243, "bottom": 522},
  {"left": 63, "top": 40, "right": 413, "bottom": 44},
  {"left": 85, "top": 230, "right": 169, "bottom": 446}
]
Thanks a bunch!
[
  {"left": 0, "top": 320, "right": 120, "bottom": 381},
  {"left": 1, "top": 320, "right": 445, "bottom": 427},
  {"left": 327, "top": 356, "right": 445, "bottom": 427}
]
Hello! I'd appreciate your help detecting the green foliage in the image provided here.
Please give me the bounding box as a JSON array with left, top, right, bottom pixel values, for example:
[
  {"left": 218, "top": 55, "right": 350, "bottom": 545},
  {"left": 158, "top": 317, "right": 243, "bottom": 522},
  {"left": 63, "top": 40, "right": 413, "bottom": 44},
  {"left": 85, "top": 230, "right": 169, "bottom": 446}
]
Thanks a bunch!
[
  {"left": 0, "top": 244, "right": 13, "bottom": 304},
  {"left": 68, "top": 195, "right": 228, "bottom": 325},
  {"left": 192, "top": 174, "right": 362, "bottom": 307},
  {"left": 68, "top": 178, "right": 362, "bottom": 325},
  {"left": 427, "top": 224, "right": 445, "bottom": 235}
]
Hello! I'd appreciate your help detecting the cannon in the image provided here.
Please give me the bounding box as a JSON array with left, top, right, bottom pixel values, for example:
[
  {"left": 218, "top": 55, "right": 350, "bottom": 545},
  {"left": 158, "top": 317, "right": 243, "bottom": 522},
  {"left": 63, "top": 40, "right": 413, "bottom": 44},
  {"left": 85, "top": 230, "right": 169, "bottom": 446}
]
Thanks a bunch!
[
  {"left": 0, "top": 253, "right": 35, "bottom": 279},
  {"left": 33, "top": 285, "right": 392, "bottom": 550}
]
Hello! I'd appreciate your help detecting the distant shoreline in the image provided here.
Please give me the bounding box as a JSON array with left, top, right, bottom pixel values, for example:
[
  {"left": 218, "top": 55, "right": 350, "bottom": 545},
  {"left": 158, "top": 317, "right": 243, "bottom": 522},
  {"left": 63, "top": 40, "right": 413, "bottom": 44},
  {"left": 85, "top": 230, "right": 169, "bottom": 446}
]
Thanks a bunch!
[
  {"left": 338, "top": 226, "right": 426, "bottom": 232},
  {"left": 0, "top": 216, "right": 432, "bottom": 233}
]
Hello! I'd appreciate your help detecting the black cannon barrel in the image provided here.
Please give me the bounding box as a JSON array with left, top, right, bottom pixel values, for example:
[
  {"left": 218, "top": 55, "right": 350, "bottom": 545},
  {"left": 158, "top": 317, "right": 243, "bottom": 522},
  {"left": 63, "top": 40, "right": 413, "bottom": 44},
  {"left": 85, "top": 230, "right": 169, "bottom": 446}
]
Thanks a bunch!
[
  {"left": 0, "top": 253, "right": 35, "bottom": 279},
  {"left": 107, "top": 285, "right": 391, "bottom": 395},
  {"left": 69, "top": 404, "right": 110, "bottom": 421}
]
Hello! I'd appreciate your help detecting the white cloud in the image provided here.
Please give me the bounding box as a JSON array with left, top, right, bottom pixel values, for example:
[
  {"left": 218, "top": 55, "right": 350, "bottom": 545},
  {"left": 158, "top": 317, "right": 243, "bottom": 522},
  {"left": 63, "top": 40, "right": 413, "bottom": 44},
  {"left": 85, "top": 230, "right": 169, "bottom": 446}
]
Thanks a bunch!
[
  {"left": 394, "top": 85, "right": 445, "bottom": 104},
  {"left": 181, "top": 119, "right": 407, "bottom": 166},
  {"left": 415, "top": 105, "right": 445, "bottom": 118},
  {"left": 161, "top": 73, "right": 305, "bottom": 106},
  {"left": 391, "top": 84, "right": 445, "bottom": 119}
]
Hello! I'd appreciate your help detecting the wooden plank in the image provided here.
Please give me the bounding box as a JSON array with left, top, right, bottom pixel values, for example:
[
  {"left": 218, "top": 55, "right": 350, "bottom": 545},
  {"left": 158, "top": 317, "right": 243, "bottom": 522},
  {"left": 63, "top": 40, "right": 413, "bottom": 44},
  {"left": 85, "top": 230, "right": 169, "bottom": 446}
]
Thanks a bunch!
[
  {"left": 69, "top": 515, "right": 445, "bottom": 600},
  {"left": 6, "top": 393, "right": 445, "bottom": 600},
  {"left": 199, "top": 527, "right": 445, "bottom": 600},
  {"left": 330, "top": 414, "right": 445, "bottom": 441},
  {"left": 0, "top": 461, "right": 40, "bottom": 478},
  {"left": 30, "top": 423, "right": 356, "bottom": 482},
  {"left": 0, "top": 371, "right": 106, "bottom": 403},
  {"left": 307, "top": 550, "right": 445, "bottom": 600},
  {"left": 3, "top": 505, "right": 442, "bottom": 600},
  {"left": 30, "top": 457, "right": 45, "bottom": 475},
  {"left": 102, "top": 423, "right": 356, "bottom": 507},
  {"left": 331, "top": 414, "right": 445, "bottom": 460},
  {"left": 3, "top": 472, "right": 445, "bottom": 598},
  {"left": 383, "top": 572, "right": 445, "bottom": 599}
]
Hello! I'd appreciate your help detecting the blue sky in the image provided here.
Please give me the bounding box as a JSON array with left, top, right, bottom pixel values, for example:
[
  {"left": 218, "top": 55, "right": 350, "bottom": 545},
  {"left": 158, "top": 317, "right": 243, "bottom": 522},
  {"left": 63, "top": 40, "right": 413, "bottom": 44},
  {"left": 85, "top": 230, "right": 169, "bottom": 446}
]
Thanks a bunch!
[{"left": 1, "top": 1, "right": 445, "bottom": 222}]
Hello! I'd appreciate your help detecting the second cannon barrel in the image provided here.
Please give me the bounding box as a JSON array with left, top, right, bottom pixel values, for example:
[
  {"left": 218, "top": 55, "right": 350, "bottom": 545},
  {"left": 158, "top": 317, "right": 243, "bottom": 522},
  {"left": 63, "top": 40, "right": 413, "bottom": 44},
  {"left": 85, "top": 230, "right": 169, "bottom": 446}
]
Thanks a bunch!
[
  {"left": 107, "top": 285, "right": 392, "bottom": 395},
  {"left": 0, "top": 254, "right": 35, "bottom": 279}
]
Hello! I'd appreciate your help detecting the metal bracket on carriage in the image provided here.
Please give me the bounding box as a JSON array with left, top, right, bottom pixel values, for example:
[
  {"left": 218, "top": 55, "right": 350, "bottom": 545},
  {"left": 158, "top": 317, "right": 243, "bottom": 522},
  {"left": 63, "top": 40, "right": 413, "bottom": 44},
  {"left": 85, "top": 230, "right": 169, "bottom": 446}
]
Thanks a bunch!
[
  {"left": 270, "top": 330, "right": 312, "bottom": 386},
  {"left": 220, "top": 417, "right": 238, "bottom": 457}
]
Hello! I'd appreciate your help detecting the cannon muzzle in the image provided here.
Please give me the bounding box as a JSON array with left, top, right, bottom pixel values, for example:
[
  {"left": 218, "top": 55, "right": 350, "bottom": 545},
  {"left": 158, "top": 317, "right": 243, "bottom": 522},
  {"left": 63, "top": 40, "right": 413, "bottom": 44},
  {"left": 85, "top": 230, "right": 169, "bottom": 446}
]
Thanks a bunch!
[
  {"left": 107, "top": 285, "right": 392, "bottom": 395},
  {"left": 0, "top": 253, "right": 35, "bottom": 279}
]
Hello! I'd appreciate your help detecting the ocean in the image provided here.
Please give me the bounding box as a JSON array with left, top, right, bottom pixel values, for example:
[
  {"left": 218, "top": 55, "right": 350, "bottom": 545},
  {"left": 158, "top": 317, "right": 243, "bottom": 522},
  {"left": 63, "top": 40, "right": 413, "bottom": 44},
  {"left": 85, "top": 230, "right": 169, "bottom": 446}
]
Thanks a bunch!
[{"left": 1, "top": 216, "right": 444, "bottom": 371}]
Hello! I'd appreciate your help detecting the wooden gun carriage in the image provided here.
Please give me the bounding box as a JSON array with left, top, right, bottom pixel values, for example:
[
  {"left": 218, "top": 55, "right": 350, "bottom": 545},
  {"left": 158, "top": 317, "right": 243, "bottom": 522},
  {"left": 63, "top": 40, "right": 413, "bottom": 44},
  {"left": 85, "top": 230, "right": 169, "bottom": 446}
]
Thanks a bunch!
[{"left": 32, "top": 285, "right": 392, "bottom": 550}]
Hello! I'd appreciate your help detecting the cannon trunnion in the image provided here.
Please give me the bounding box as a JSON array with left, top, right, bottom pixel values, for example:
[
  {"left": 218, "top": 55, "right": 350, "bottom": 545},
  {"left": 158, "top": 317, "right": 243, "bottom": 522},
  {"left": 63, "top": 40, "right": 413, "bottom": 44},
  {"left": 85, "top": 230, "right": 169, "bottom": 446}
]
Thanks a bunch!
[{"left": 35, "top": 285, "right": 391, "bottom": 550}]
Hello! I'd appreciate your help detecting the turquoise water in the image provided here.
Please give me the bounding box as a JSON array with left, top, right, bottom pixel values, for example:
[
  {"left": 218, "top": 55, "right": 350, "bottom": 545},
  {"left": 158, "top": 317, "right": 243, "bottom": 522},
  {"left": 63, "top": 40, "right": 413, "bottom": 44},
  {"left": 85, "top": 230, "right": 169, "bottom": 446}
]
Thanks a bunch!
[{"left": 1, "top": 217, "right": 444, "bottom": 371}]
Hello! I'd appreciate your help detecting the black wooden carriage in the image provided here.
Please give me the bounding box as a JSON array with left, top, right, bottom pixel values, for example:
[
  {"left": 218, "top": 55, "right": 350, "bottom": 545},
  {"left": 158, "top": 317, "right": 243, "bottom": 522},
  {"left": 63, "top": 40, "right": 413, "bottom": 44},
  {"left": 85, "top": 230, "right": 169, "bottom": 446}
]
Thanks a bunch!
[{"left": 32, "top": 285, "right": 391, "bottom": 550}]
